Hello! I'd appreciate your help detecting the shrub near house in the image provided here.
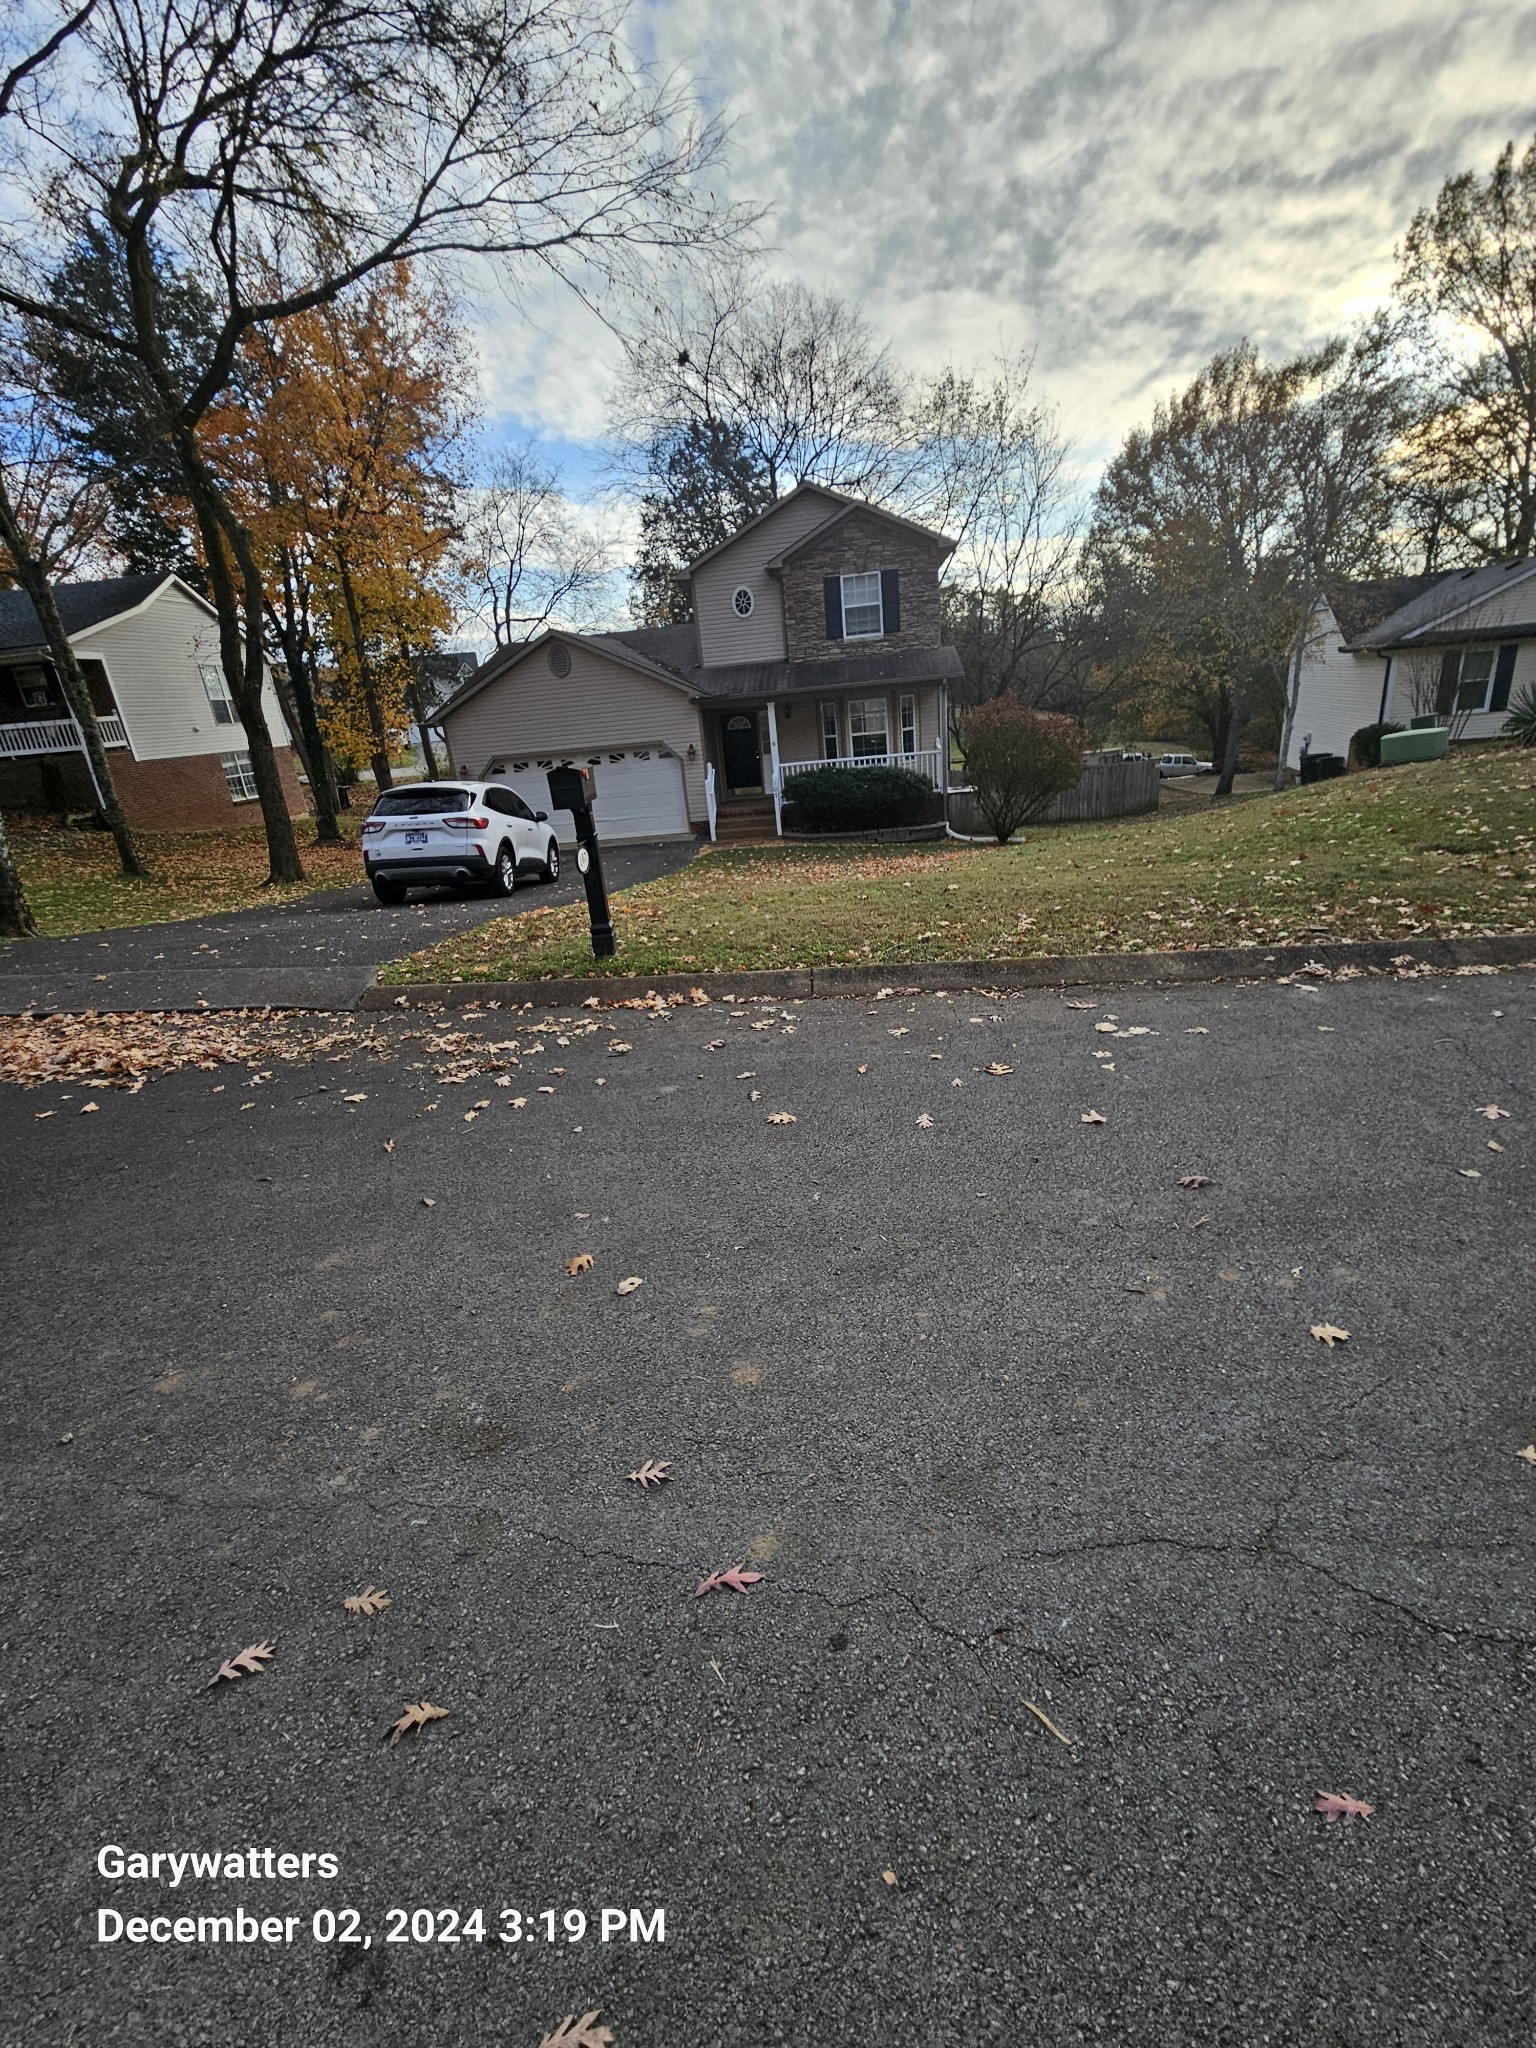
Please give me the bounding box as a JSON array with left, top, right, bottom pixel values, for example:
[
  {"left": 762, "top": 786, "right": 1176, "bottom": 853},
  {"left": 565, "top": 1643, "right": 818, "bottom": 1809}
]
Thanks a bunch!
[{"left": 781, "top": 764, "right": 933, "bottom": 832}]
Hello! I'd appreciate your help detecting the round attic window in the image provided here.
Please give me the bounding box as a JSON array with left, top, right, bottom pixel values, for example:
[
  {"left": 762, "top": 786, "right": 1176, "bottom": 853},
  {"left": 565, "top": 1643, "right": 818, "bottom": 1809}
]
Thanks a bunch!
[
  {"left": 731, "top": 585, "right": 754, "bottom": 617},
  {"left": 547, "top": 641, "right": 571, "bottom": 677}
]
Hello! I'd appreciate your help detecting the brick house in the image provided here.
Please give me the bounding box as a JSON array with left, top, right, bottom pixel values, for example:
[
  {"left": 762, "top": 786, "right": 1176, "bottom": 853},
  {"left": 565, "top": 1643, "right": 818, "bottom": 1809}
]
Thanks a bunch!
[
  {"left": 0, "top": 572, "right": 305, "bottom": 829},
  {"left": 434, "top": 484, "right": 964, "bottom": 842}
]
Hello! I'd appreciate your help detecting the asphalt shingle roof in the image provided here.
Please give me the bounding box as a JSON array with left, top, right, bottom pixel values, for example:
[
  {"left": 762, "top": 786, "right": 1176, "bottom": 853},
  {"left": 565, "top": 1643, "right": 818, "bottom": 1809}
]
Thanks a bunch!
[
  {"left": 1339, "top": 558, "right": 1536, "bottom": 648},
  {"left": 0, "top": 573, "right": 170, "bottom": 653}
]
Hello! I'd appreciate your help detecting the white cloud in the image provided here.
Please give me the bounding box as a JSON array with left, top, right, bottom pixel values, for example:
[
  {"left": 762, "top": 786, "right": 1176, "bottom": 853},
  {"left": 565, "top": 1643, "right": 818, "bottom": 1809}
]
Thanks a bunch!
[{"left": 469, "top": 0, "right": 1536, "bottom": 483}]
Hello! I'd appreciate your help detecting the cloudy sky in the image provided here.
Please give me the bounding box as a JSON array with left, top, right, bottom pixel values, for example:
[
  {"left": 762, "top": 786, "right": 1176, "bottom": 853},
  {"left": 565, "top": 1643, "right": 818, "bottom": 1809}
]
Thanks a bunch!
[{"left": 479, "top": 0, "right": 1536, "bottom": 497}]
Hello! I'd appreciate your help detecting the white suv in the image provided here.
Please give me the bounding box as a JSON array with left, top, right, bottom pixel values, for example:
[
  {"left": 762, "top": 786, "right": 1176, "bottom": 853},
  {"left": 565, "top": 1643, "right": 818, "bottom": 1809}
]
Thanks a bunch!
[{"left": 361, "top": 781, "right": 560, "bottom": 905}]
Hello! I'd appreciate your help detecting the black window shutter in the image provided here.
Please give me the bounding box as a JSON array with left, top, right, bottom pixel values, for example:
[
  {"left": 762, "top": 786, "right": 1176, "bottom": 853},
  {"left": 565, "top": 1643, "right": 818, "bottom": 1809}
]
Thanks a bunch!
[
  {"left": 823, "top": 577, "right": 843, "bottom": 640},
  {"left": 1490, "top": 642, "right": 1517, "bottom": 712},
  {"left": 1435, "top": 648, "right": 1459, "bottom": 713},
  {"left": 880, "top": 568, "right": 901, "bottom": 633}
]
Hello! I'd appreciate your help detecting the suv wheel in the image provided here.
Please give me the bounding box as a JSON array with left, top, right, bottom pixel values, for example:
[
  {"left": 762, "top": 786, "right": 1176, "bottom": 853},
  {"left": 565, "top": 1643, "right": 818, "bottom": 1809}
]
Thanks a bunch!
[
  {"left": 372, "top": 876, "right": 407, "bottom": 905},
  {"left": 491, "top": 843, "right": 518, "bottom": 897},
  {"left": 540, "top": 839, "right": 560, "bottom": 883}
]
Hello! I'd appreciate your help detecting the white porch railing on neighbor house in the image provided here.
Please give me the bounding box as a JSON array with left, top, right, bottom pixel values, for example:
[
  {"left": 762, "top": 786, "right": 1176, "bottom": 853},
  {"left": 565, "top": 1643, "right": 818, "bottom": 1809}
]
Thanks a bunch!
[
  {"left": 704, "top": 760, "right": 718, "bottom": 842},
  {"left": 0, "top": 713, "right": 129, "bottom": 759},
  {"left": 776, "top": 747, "right": 943, "bottom": 793}
]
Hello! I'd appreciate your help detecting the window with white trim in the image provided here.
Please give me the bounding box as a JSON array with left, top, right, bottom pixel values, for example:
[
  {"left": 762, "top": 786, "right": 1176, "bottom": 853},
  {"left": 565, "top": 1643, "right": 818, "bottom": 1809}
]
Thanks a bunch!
[
  {"left": 840, "top": 571, "right": 883, "bottom": 638},
  {"left": 220, "top": 750, "right": 258, "bottom": 801},
  {"left": 200, "top": 663, "right": 236, "bottom": 725},
  {"left": 732, "top": 585, "right": 754, "bottom": 617},
  {"left": 1455, "top": 646, "right": 1495, "bottom": 712},
  {"left": 899, "top": 693, "right": 917, "bottom": 754},
  {"left": 848, "top": 697, "right": 889, "bottom": 758},
  {"left": 820, "top": 700, "right": 840, "bottom": 760}
]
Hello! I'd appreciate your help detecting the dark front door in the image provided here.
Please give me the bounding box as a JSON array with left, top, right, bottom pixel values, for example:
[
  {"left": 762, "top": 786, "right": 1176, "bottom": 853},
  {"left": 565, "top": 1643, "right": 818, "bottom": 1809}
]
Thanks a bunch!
[{"left": 721, "top": 712, "right": 762, "bottom": 791}]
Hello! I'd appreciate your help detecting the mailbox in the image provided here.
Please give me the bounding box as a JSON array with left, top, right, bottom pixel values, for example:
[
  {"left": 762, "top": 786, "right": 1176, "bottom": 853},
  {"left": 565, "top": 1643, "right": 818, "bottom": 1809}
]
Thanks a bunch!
[{"left": 546, "top": 763, "right": 595, "bottom": 812}]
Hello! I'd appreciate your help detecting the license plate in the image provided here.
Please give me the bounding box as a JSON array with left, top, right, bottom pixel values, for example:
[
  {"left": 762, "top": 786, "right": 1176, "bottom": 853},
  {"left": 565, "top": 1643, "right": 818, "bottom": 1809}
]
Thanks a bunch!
[{"left": 404, "top": 831, "right": 428, "bottom": 845}]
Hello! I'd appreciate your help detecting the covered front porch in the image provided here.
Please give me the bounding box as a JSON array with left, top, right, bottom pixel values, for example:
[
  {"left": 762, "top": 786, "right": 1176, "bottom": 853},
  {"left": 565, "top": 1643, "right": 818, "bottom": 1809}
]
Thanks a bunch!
[{"left": 701, "top": 681, "right": 950, "bottom": 839}]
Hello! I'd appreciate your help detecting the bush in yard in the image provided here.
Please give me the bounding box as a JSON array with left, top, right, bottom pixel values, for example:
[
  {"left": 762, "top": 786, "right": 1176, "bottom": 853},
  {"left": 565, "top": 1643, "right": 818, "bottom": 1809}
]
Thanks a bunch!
[
  {"left": 1503, "top": 685, "right": 1536, "bottom": 746},
  {"left": 960, "top": 700, "right": 1083, "bottom": 842},
  {"left": 1349, "top": 721, "right": 1405, "bottom": 769},
  {"left": 780, "top": 764, "right": 933, "bottom": 832}
]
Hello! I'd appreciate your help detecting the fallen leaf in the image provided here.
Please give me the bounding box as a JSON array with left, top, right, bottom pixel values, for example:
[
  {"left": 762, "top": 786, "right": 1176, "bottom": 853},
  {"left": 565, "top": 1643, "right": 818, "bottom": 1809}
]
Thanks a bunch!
[
  {"left": 566, "top": 1253, "right": 595, "bottom": 1275},
  {"left": 537, "top": 1085, "right": 556, "bottom": 1095},
  {"left": 1457, "top": 1168, "right": 1482, "bottom": 1179},
  {"left": 80, "top": 1101, "right": 98, "bottom": 1114},
  {"left": 608, "top": 1042, "right": 632, "bottom": 1055},
  {"left": 856, "top": 1064, "right": 869, "bottom": 1074},
  {"left": 1178, "top": 1174, "right": 1215, "bottom": 1189},
  {"left": 385, "top": 1701, "right": 449, "bottom": 1747},
  {"left": 1314, "top": 1790, "right": 1374, "bottom": 1824},
  {"left": 383, "top": 1139, "right": 395, "bottom": 1153},
  {"left": 204, "top": 1641, "right": 275, "bottom": 1689},
  {"left": 627, "top": 1459, "right": 671, "bottom": 1488},
  {"left": 1476, "top": 1104, "right": 1510, "bottom": 1119},
  {"left": 735, "top": 1071, "right": 755, "bottom": 1079},
  {"left": 343, "top": 1587, "right": 392, "bottom": 1617},
  {"left": 915, "top": 1113, "right": 935, "bottom": 1128},
  {"left": 421, "top": 1196, "right": 436, "bottom": 1208},
  {"left": 1516, "top": 1444, "right": 1536, "bottom": 1466},
  {"left": 538, "top": 2013, "right": 614, "bottom": 2048},
  {"left": 1094, "top": 1021, "right": 1118, "bottom": 1034},
  {"left": 1123, "top": 1281, "right": 1147, "bottom": 1294},
  {"left": 36, "top": 1109, "right": 56, "bottom": 1120},
  {"left": 1063, "top": 1000, "right": 1095, "bottom": 1009},
  {"left": 1186, "top": 1026, "right": 1210, "bottom": 1035},
  {"left": 881, "top": 1869, "right": 898, "bottom": 1887},
  {"left": 342, "top": 1092, "right": 367, "bottom": 1103},
  {"left": 749, "top": 1089, "right": 762, "bottom": 1102},
  {"left": 694, "top": 1564, "right": 765, "bottom": 1597},
  {"left": 616, "top": 1275, "right": 645, "bottom": 1295},
  {"left": 1080, "top": 1110, "right": 1107, "bottom": 1125},
  {"left": 766, "top": 1111, "right": 796, "bottom": 1125},
  {"left": 462, "top": 1111, "right": 478, "bottom": 1123},
  {"left": 1488, "top": 1140, "right": 1504, "bottom": 1152},
  {"left": 1310, "top": 1323, "right": 1350, "bottom": 1346},
  {"left": 704, "top": 1039, "right": 726, "bottom": 1051},
  {"left": 509, "top": 1096, "right": 528, "bottom": 1108},
  {"left": 984, "top": 1062, "right": 1014, "bottom": 1076},
  {"left": 888, "top": 1027, "right": 909, "bottom": 1037}
]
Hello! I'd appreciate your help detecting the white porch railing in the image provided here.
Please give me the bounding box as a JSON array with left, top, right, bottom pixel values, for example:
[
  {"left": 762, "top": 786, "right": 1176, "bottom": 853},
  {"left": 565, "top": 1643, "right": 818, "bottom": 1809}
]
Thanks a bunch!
[
  {"left": 777, "top": 747, "right": 942, "bottom": 788},
  {"left": 704, "top": 760, "right": 718, "bottom": 843},
  {"left": 0, "top": 713, "right": 129, "bottom": 758}
]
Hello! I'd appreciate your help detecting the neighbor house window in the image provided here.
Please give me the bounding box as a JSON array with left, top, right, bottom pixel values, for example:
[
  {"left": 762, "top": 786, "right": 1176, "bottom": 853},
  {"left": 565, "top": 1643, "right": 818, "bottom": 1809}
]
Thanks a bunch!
[
  {"left": 18, "top": 670, "right": 51, "bottom": 709},
  {"left": 899, "top": 694, "right": 917, "bottom": 754},
  {"left": 201, "top": 663, "right": 236, "bottom": 725},
  {"left": 220, "top": 750, "right": 258, "bottom": 801},
  {"left": 1455, "top": 646, "right": 1495, "bottom": 712},
  {"left": 821, "top": 700, "right": 841, "bottom": 760},
  {"left": 848, "top": 697, "right": 889, "bottom": 758},
  {"left": 840, "top": 571, "right": 883, "bottom": 638}
]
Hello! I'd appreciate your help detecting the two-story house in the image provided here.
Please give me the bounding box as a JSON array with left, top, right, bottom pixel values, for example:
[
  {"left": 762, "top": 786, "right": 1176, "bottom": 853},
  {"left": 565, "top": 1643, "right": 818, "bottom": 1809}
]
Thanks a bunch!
[{"left": 433, "top": 483, "right": 964, "bottom": 842}]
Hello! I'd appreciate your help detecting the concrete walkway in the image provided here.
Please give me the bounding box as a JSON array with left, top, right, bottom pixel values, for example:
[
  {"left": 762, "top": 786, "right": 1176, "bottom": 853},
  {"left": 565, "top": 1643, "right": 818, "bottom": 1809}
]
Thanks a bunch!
[{"left": 0, "top": 839, "right": 696, "bottom": 1013}]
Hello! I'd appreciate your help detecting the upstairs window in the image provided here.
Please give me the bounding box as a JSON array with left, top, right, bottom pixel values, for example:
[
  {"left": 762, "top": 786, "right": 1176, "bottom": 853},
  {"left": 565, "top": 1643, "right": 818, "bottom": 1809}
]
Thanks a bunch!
[
  {"left": 200, "top": 663, "right": 237, "bottom": 725},
  {"left": 840, "top": 571, "right": 883, "bottom": 638}
]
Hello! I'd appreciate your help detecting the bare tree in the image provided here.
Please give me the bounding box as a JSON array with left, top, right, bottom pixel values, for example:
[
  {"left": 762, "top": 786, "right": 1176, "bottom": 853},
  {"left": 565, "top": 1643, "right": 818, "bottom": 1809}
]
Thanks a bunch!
[
  {"left": 459, "top": 445, "right": 612, "bottom": 644},
  {"left": 0, "top": 0, "right": 743, "bottom": 881},
  {"left": 0, "top": 804, "right": 39, "bottom": 936}
]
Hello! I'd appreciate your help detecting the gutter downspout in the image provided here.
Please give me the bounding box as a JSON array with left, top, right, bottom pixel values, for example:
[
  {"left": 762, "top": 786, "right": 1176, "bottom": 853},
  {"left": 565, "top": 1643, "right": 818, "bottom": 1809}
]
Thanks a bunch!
[{"left": 1376, "top": 654, "right": 1394, "bottom": 725}]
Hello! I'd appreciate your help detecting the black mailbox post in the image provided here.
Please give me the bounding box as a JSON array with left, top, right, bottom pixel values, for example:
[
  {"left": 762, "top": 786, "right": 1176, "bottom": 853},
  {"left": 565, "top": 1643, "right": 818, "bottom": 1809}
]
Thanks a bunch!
[{"left": 545, "top": 764, "right": 615, "bottom": 959}]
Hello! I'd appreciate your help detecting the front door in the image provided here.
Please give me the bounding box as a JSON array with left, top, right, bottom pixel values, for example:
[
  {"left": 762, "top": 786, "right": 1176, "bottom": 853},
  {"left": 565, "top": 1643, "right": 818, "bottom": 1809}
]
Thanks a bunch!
[{"left": 721, "top": 712, "right": 762, "bottom": 791}]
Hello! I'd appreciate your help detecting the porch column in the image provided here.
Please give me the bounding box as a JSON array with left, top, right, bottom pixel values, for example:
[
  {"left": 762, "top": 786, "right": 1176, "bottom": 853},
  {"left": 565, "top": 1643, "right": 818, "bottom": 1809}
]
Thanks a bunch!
[
  {"left": 765, "top": 698, "right": 783, "bottom": 836},
  {"left": 938, "top": 683, "right": 949, "bottom": 791}
]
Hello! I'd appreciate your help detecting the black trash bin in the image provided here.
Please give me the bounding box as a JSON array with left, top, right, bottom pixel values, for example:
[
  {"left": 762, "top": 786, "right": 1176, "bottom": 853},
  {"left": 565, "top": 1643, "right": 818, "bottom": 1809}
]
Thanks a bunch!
[{"left": 1299, "top": 752, "right": 1347, "bottom": 784}]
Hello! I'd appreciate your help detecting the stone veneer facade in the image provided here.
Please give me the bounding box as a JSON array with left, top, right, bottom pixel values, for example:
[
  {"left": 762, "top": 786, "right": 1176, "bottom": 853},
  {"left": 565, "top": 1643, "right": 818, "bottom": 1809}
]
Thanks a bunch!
[{"left": 780, "top": 507, "right": 950, "bottom": 664}]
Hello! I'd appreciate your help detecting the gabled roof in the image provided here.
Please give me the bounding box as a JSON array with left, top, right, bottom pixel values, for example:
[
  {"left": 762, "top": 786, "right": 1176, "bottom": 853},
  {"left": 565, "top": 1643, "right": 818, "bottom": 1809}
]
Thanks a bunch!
[
  {"left": 434, "top": 625, "right": 701, "bottom": 723},
  {"left": 1323, "top": 575, "right": 1445, "bottom": 646},
  {"left": 0, "top": 572, "right": 177, "bottom": 653},
  {"left": 764, "top": 497, "right": 956, "bottom": 570},
  {"left": 680, "top": 481, "right": 847, "bottom": 573},
  {"left": 1341, "top": 557, "right": 1536, "bottom": 649}
]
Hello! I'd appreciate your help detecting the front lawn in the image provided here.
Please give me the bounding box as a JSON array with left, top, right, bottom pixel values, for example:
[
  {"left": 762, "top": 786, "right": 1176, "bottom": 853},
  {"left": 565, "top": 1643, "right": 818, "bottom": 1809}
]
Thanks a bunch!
[
  {"left": 5, "top": 814, "right": 363, "bottom": 937},
  {"left": 380, "top": 749, "right": 1536, "bottom": 983}
]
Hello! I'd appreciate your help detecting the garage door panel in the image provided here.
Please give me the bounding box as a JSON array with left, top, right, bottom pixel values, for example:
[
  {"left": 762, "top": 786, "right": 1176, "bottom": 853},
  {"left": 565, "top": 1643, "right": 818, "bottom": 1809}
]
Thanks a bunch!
[{"left": 489, "top": 749, "right": 691, "bottom": 845}]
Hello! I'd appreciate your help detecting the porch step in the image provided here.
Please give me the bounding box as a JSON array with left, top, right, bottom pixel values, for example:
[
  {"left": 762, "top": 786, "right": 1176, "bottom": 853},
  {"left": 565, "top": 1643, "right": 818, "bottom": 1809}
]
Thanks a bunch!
[{"left": 714, "top": 796, "right": 776, "bottom": 843}]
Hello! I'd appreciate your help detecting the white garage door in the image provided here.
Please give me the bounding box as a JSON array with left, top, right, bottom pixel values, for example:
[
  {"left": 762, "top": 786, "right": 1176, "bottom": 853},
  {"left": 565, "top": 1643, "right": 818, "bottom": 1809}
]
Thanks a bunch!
[{"left": 486, "top": 747, "right": 691, "bottom": 846}]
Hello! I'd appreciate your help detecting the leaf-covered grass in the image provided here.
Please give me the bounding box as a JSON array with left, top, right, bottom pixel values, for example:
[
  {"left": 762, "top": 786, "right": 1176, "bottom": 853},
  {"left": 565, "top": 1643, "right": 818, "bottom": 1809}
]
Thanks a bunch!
[
  {"left": 4, "top": 814, "right": 363, "bottom": 937},
  {"left": 380, "top": 749, "right": 1536, "bottom": 984}
]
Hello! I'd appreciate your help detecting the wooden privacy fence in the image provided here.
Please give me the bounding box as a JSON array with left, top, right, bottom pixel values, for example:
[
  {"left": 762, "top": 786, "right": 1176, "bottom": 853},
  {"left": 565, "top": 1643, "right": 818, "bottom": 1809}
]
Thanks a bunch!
[{"left": 947, "top": 755, "right": 1160, "bottom": 835}]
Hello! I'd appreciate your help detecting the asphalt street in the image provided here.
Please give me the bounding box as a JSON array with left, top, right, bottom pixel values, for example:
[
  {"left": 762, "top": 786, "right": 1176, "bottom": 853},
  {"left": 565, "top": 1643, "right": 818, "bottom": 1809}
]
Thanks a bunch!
[
  {"left": 2, "top": 970, "right": 1533, "bottom": 2046},
  {"left": 0, "top": 838, "right": 695, "bottom": 1014}
]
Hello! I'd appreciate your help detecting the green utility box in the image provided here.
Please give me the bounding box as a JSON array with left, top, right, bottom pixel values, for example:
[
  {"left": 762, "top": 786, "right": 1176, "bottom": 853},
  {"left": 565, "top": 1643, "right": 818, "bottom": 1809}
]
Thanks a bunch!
[{"left": 1379, "top": 726, "right": 1449, "bottom": 765}]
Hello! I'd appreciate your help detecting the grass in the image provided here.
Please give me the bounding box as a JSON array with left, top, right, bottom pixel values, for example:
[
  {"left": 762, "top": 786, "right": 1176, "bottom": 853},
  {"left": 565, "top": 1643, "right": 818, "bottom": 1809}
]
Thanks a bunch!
[
  {"left": 379, "top": 750, "right": 1536, "bottom": 986},
  {"left": 5, "top": 813, "right": 363, "bottom": 937}
]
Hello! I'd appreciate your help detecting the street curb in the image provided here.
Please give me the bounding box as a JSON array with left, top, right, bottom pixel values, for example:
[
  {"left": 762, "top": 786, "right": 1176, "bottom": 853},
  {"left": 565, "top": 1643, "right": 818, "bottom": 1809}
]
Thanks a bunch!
[{"left": 359, "top": 931, "right": 1536, "bottom": 1010}]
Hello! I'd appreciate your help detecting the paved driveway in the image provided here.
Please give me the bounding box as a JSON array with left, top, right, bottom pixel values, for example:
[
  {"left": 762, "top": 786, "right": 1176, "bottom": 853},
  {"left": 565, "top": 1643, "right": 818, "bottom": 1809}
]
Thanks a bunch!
[
  {"left": 2, "top": 972, "right": 1532, "bottom": 2044},
  {"left": 0, "top": 839, "right": 697, "bottom": 1013}
]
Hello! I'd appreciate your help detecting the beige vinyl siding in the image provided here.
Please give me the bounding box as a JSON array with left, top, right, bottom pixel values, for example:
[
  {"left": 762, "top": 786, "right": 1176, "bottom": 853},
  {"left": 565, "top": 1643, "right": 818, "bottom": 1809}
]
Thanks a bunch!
[
  {"left": 1286, "top": 601, "right": 1389, "bottom": 769},
  {"left": 692, "top": 491, "right": 841, "bottom": 667},
  {"left": 440, "top": 640, "right": 708, "bottom": 823},
  {"left": 73, "top": 582, "right": 290, "bottom": 762},
  {"left": 1422, "top": 573, "right": 1536, "bottom": 636}
]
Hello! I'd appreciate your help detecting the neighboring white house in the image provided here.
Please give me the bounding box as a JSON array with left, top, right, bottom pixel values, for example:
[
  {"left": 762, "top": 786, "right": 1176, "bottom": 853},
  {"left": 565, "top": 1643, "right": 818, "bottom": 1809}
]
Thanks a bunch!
[
  {"left": 0, "top": 572, "right": 302, "bottom": 828},
  {"left": 434, "top": 483, "right": 963, "bottom": 844},
  {"left": 1284, "top": 559, "right": 1536, "bottom": 771}
]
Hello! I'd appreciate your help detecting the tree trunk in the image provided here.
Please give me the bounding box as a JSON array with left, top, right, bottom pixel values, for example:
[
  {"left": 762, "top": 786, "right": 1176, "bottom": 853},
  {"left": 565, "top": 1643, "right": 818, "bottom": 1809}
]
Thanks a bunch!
[
  {"left": 407, "top": 674, "right": 440, "bottom": 779},
  {"left": 0, "top": 470, "right": 146, "bottom": 877},
  {"left": 0, "top": 806, "right": 38, "bottom": 937},
  {"left": 1274, "top": 617, "right": 1308, "bottom": 792},
  {"left": 337, "top": 559, "right": 392, "bottom": 790},
  {"left": 271, "top": 570, "right": 342, "bottom": 842},
  {"left": 1215, "top": 684, "right": 1243, "bottom": 797}
]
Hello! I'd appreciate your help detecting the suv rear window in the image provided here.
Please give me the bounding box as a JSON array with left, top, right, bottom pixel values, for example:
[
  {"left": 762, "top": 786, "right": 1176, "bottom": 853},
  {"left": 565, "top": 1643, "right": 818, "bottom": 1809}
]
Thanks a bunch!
[{"left": 371, "top": 788, "right": 470, "bottom": 816}]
